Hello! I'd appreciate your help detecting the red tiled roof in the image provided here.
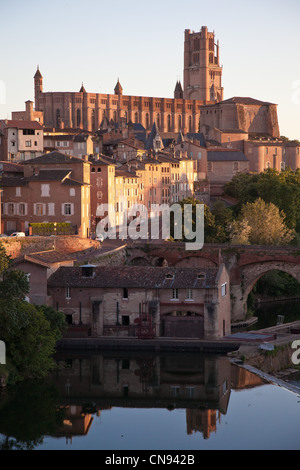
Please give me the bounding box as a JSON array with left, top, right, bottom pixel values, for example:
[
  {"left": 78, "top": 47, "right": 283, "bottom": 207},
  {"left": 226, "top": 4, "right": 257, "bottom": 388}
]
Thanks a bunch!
[{"left": 2, "top": 120, "right": 43, "bottom": 130}]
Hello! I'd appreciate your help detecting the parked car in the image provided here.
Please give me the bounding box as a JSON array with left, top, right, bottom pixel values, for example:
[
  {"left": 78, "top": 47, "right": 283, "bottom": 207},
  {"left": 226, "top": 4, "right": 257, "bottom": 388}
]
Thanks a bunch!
[
  {"left": 10, "top": 232, "right": 26, "bottom": 237},
  {"left": 0, "top": 234, "right": 8, "bottom": 237},
  {"left": 96, "top": 233, "right": 104, "bottom": 242}
]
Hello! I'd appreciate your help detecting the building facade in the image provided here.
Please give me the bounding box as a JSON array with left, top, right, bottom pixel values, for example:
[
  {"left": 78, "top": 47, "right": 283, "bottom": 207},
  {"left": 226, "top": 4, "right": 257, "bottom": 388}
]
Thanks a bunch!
[
  {"left": 0, "top": 119, "right": 44, "bottom": 162},
  {"left": 47, "top": 264, "right": 231, "bottom": 340},
  {"left": 33, "top": 28, "right": 225, "bottom": 135},
  {"left": 0, "top": 151, "right": 91, "bottom": 237}
]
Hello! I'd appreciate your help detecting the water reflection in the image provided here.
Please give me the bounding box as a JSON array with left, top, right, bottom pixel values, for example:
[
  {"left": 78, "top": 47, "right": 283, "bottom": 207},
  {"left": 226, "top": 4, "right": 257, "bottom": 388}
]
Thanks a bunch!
[
  {"left": 0, "top": 352, "right": 268, "bottom": 449},
  {"left": 51, "top": 352, "right": 265, "bottom": 441}
]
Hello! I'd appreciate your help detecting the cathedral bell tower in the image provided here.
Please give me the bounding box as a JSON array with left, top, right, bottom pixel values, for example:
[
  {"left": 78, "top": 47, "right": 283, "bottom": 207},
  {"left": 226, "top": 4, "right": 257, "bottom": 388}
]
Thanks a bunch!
[
  {"left": 34, "top": 66, "right": 43, "bottom": 110},
  {"left": 183, "top": 27, "right": 223, "bottom": 103}
]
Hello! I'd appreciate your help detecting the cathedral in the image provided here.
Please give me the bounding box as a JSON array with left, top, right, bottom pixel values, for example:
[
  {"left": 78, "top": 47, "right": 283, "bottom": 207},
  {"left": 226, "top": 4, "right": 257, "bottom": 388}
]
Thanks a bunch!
[{"left": 33, "top": 26, "right": 280, "bottom": 140}]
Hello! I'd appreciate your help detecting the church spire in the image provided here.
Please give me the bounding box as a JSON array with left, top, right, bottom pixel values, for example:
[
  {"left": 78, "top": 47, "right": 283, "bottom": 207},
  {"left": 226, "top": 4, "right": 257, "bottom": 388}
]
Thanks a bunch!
[
  {"left": 114, "top": 78, "right": 123, "bottom": 96},
  {"left": 79, "top": 82, "right": 86, "bottom": 93},
  {"left": 34, "top": 65, "right": 42, "bottom": 79}
]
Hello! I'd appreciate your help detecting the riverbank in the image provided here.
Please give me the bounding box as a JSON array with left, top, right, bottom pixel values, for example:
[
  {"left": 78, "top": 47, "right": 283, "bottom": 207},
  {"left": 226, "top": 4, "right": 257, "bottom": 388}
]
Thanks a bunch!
[{"left": 229, "top": 320, "right": 300, "bottom": 392}]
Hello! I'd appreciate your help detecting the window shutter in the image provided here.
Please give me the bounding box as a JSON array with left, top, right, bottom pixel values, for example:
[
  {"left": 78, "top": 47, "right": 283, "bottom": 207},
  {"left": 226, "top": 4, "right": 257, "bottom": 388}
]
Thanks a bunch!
[
  {"left": 71, "top": 203, "right": 74, "bottom": 216},
  {"left": 33, "top": 203, "right": 36, "bottom": 215},
  {"left": 48, "top": 203, "right": 55, "bottom": 216}
]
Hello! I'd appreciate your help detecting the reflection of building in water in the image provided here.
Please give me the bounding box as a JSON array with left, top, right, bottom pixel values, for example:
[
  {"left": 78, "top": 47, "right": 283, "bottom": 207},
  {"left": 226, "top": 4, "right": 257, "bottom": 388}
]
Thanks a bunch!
[
  {"left": 186, "top": 409, "right": 220, "bottom": 439},
  {"left": 53, "top": 405, "right": 94, "bottom": 443},
  {"left": 49, "top": 354, "right": 265, "bottom": 442}
]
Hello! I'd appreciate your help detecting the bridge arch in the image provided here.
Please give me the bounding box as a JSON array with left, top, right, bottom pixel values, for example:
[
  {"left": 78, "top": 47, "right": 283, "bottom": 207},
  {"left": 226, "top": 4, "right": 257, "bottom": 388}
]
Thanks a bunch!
[
  {"left": 231, "top": 260, "right": 300, "bottom": 321},
  {"left": 173, "top": 255, "right": 218, "bottom": 268}
]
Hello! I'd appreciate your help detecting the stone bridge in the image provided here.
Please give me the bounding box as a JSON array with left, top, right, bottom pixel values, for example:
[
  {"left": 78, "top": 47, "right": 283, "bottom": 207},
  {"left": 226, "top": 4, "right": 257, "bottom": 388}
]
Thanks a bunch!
[{"left": 125, "top": 241, "right": 300, "bottom": 321}]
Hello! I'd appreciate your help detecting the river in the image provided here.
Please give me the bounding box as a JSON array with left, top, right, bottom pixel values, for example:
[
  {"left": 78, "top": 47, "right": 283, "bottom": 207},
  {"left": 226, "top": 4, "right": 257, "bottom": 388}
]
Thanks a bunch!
[
  {"left": 0, "top": 349, "right": 300, "bottom": 451},
  {"left": 1, "top": 300, "right": 300, "bottom": 451}
]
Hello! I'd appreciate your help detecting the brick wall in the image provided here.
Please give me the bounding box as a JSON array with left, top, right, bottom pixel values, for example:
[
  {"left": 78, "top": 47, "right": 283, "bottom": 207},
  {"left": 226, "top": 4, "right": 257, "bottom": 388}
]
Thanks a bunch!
[{"left": 1, "top": 236, "right": 99, "bottom": 259}]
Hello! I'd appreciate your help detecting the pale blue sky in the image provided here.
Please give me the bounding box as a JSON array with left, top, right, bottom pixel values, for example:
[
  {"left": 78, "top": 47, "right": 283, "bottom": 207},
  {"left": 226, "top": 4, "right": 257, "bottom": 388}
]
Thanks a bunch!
[{"left": 1, "top": 0, "right": 299, "bottom": 139}]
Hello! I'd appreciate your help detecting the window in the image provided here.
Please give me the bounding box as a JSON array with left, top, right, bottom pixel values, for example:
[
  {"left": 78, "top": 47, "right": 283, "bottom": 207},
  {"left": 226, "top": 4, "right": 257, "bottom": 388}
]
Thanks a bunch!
[
  {"left": 186, "top": 386, "right": 195, "bottom": 399},
  {"left": 66, "top": 287, "right": 71, "bottom": 299},
  {"left": 172, "top": 288, "right": 179, "bottom": 299},
  {"left": 198, "top": 273, "right": 206, "bottom": 281},
  {"left": 48, "top": 203, "right": 55, "bottom": 216},
  {"left": 221, "top": 282, "right": 227, "bottom": 297},
  {"left": 64, "top": 203, "right": 72, "bottom": 215},
  {"left": 56, "top": 109, "right": 61, "bottom": 127},
  {"left": 8, "top": 203, "right": 14, "bottom": 215},
  {"left": 166, "top": 273, "right": 174, "bottom": 280},
  {"left": 186, "top": 289, "right": 193, "bottom": 300},
  {"left": 123, "top": 287, "right": 128, "bottom": 299},
  {"left": 19, "top": 203, "right": 26, "bottom": 215},
  {"left": 22, "top": 129, "right": 34, "bottom": 135},
  {"left": 16, "top": 187, "right": 21, "bottom": 197},
  {"left": 41, "top": 184, "right": 50, "bottom": 197},
  {"left": 77, "top": 109, "right": 81, "bottom": 127},
  {"left": 122, "top": 315, "right": 129, "bottom": 326},
  {"left": 171, "top": 386, "right": 180, "bottom": 397},
  {"left": 35, "top": 203, "right": 45, "bottom": 216},
  {"left": 25, "top": 141, "right": 31, "bottom": 147},
  {"left": 70, "top": 188, "right": 75, "bottom": 197}
]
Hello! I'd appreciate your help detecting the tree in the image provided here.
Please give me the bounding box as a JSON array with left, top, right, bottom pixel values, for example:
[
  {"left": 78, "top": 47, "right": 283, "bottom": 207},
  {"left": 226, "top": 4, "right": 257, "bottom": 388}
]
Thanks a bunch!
[
  {"left": 171, "top": 198, "right": 228, "bottom": 244},
  {"left": 0, "top": 241, "right": 66, "bottom": 381},
  {"left": 224, "top": 168, "right": 300, "bottom": 232},
  {"left": 229, "top": 198, "right": 295, "bottom": 245},
  {"left": 0, "top": 301, "right": 57, "bottom": 379},
  {"left": 211, "top": 200, "right": 234, "bottom": 242}
]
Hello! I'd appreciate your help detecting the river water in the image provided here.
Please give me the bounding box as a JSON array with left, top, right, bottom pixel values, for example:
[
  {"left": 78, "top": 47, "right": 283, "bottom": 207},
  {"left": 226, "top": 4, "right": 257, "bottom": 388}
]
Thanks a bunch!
[{"left": 0, "top": 350, "right": 300, "bottom": 451}]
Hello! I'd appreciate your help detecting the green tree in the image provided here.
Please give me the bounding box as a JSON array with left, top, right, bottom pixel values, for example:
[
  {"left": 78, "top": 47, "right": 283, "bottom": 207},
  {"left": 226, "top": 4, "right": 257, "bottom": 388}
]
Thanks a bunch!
[
  {"left": 0, "top": 242, "right": 66, "bottom": 381},
  {"left": 224, "top": 168, "right": 300, "bottom": 232},
  {"left": 211, "top": 200, "right": 234, "bottom": 242},
  {"left": 230, "top": 198, "right": 295, "bottom": 245},
  {"left": 0, "top": 301, "right": 57, "bottom": 379},
  {"left": 171, "top": 198, "right": 228, "bottom": 243}
]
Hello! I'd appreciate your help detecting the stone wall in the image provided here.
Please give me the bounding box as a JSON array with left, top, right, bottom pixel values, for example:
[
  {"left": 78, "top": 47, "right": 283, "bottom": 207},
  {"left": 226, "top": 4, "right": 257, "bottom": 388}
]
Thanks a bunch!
[{"left": 1, "top": 236, "right": 99, "bottom": 259}]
